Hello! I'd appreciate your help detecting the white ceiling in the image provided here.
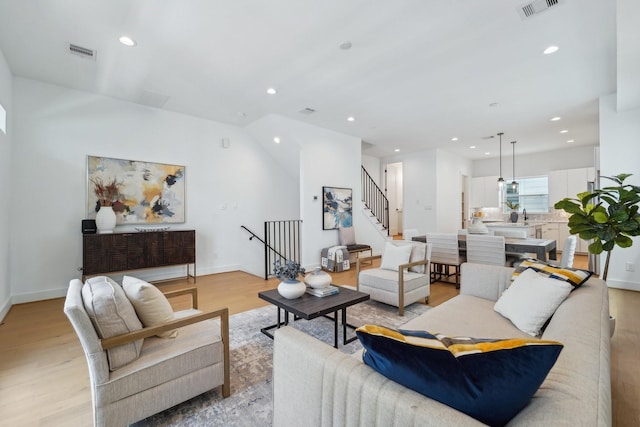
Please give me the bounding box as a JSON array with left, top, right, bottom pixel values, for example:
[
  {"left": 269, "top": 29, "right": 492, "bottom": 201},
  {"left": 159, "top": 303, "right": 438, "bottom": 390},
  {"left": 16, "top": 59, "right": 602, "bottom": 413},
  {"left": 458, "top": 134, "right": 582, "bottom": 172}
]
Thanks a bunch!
[{"left": 0, "top": 0, "right": 620, "bottom": 159}]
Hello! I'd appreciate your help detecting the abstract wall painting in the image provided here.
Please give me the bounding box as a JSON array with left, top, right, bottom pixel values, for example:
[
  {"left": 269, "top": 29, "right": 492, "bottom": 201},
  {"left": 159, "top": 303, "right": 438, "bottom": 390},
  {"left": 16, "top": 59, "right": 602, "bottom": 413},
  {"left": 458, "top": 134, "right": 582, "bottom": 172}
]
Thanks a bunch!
[
  {"left": 323, "top": 186, "right": 353, "bottom": 230},
  {"left": 87, "top": 155, "right": 186, "bottom": 224}
]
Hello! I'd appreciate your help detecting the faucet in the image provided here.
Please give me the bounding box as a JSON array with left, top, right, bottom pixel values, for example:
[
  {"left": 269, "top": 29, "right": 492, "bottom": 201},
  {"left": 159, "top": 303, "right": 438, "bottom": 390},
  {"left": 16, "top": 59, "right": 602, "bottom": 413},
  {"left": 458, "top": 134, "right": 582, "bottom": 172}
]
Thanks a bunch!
[{"left": 523, "top": 208, "right": 528, "bottom": 221}]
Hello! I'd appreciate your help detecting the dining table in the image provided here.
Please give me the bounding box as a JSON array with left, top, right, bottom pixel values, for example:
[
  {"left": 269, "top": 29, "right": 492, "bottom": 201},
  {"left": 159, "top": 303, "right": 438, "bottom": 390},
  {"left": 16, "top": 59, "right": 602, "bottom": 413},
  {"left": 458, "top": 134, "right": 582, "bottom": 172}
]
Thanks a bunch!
[{"left": 412, "top": 234, "right": 557, "bottom": 262}]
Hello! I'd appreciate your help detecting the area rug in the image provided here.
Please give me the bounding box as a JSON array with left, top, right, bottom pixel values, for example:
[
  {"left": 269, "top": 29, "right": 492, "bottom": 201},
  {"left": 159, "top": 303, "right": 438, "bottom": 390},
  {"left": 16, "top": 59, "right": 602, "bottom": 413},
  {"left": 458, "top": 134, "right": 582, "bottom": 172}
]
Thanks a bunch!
[{"left": 133, "top": 299, "right": 430, "bottom": 426}]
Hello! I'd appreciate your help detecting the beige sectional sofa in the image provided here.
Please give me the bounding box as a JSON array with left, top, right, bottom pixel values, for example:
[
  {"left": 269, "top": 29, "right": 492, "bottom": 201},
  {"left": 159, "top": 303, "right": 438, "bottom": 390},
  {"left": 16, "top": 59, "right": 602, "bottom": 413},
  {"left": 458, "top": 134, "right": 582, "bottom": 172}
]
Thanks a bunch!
[{"left": 273, "top": 263, "right": 611, "bottom": 426}]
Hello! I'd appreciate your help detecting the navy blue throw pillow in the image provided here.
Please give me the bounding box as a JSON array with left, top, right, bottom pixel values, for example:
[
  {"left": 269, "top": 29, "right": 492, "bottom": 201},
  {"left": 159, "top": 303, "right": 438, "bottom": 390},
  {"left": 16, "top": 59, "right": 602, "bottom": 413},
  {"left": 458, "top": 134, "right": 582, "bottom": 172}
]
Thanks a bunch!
[{"left": 356, "top": 325, "right": 563, "bottom": 427}]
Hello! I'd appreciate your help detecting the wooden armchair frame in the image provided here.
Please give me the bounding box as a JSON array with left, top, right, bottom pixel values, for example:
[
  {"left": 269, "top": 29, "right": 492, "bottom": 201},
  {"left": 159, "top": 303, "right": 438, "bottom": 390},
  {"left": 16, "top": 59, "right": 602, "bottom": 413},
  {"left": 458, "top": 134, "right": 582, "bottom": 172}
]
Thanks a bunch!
[{"left": 356, "top": 255, "right": 430, "bottom": 316}]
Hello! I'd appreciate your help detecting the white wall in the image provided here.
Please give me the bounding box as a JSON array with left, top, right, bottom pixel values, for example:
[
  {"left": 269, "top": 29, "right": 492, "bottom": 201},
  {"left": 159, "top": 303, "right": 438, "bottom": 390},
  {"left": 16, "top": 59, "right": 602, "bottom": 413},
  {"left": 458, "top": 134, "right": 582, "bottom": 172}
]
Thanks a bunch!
[
  {"left": 436, "top": 149, "right": 473, "bottom": 233},
  {"left": 599, "top": 93, "right": 640, "bottom": 291},
  {"left": 472, "top": 145, "right": 597, "bottom": 178},
  {"left": 380, "top": 149, "right": 471, "bottom": 235},
  {"left": 293, "top": 119, "right": 364, "bottom": 267},
  {"left": 10, "top": 78, "right": 300, "bottom": 302},
  {"left": 0, "top": 48, "right": 12, "bottom": 319},
  {"left": 362, "top": 154, "right": 382, "bottom": 187}
]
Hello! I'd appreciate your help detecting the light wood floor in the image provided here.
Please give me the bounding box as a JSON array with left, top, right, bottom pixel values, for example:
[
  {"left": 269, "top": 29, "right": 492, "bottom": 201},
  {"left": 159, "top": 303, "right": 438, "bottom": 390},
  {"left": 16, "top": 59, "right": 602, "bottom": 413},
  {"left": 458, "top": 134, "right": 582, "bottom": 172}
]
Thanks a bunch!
[{"left": 0, "top": 255, "right": 638, "bottom": 426}]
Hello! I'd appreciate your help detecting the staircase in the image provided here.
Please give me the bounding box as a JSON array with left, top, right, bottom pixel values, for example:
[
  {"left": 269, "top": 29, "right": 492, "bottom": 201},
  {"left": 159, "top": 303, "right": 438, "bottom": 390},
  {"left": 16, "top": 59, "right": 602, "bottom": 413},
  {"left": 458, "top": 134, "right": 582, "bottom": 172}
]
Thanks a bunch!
[{"left": 361, "top": 166, "right": 389, "bottom": 237}]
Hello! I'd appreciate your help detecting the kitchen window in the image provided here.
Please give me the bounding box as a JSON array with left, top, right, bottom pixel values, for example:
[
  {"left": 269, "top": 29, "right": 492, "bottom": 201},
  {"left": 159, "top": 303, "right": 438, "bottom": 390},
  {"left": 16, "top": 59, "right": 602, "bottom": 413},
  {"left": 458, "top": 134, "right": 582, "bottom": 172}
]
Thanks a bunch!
[{"left": 505, "top": 176, "right": 549, "bottom": 213}]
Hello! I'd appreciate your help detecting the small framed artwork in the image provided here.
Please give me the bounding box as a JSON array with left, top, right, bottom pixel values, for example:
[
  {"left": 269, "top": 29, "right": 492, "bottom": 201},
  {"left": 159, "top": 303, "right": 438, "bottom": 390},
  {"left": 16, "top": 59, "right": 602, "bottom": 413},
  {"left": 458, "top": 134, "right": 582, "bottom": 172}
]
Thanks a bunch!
[
  {"left": 87, "top": 155, "right": 186, "bottom": 225},
  {"left": 323, "top": 186, "right": 353, "bottom": 230}
]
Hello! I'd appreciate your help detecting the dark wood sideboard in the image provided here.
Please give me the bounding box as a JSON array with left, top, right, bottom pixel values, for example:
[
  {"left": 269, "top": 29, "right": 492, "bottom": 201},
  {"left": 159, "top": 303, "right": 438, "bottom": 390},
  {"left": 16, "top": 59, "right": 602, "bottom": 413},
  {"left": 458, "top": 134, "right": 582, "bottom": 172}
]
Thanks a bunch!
[{"left": 82, "top": 230, "right": 196, "bottom": 282}]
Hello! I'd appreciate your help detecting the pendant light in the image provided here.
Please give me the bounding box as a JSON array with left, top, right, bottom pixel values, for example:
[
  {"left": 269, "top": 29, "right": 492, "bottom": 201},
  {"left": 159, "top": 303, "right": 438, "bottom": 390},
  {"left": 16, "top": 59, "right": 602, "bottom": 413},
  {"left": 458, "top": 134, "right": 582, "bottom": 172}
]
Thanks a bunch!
[
  {"left": 497, "top": 132, "right": 504, "bottom": 189},
  {"left": 510, "top": 140, "right": 519, "bottom": 193}
]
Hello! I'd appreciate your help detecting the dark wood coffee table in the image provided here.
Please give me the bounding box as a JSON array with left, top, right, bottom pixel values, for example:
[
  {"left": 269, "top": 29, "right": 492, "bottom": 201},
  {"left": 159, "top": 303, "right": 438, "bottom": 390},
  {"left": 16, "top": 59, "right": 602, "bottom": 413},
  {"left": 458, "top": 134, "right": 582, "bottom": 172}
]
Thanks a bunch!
[{"left": 258, "top": 286, "right": 370, "bottom": 348}]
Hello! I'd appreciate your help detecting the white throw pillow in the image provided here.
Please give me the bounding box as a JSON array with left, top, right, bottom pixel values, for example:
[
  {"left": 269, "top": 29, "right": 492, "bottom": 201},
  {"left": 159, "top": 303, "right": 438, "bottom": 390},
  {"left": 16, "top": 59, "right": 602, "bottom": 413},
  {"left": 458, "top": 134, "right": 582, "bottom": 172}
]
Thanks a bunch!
[
  {"left": 494, "top": 268, "right": 572, "bottom": 337},
  {"left": 122, "top": 276, "right": 178, "bottom": 338},
  {"left": 409, "top": 242, "right": 427, "bottom": 274},
  {"left": 338, "top": 227, "right": 356, "bottom": 246},
  {"left": 81, "top": 276, "right": 143, "bottom": 371},
  {"left": 380, "top": 242, "right": 413, "bottom": 271}
]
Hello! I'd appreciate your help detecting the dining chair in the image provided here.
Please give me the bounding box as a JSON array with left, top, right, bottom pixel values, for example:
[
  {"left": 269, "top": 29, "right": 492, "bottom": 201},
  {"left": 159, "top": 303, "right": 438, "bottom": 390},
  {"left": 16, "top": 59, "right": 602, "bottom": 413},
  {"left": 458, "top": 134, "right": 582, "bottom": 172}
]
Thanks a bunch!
[
  {"left": 426, "top": 233, "right": 464, "bottom": 288},
  {"left": 556, "top": 235, "right": 577, "bottom": 268},
  {"left": 465, "top": 234, "right": 507, "bottom": 266}
]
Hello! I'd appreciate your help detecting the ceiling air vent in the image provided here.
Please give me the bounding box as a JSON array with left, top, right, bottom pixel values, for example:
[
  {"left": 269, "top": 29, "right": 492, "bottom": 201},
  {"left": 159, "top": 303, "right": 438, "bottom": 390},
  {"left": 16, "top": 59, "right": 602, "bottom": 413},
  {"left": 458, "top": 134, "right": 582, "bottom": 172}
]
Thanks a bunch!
[
  {"left": 299, "top": 108, "right": 316, "bottom": 115},
  {"left": 68, "top": 43, "right": 96, "bottom": 60},
  {"left": 519, "top": 0, "right": 561, "bottom": 19}
]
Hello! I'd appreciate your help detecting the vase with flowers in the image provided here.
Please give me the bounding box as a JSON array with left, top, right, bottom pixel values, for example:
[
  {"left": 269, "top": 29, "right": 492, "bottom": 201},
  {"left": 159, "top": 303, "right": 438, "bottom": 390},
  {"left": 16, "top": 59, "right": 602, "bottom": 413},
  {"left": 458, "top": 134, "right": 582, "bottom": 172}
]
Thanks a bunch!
[
  {"left": 273, "top": 259, "right": 306, "bottom": 299},
  {"left": 91, "top": 177, "right": 122, "bottom": 234}
]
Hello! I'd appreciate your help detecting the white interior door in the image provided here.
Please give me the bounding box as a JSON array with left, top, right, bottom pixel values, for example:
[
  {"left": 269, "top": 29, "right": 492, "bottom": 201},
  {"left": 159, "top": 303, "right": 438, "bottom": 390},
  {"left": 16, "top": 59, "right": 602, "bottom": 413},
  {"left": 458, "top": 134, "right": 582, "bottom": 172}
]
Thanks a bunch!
[{"left": 385, "top": 162, "right": 403, "bottom": 236}]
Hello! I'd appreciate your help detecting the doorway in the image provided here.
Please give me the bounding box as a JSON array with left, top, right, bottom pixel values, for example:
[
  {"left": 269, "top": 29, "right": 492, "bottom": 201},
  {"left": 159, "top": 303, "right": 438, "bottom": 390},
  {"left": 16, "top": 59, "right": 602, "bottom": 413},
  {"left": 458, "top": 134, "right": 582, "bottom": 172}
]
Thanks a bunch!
[{"left": 385, "top": 162, "right": 403, "bottom": 237}]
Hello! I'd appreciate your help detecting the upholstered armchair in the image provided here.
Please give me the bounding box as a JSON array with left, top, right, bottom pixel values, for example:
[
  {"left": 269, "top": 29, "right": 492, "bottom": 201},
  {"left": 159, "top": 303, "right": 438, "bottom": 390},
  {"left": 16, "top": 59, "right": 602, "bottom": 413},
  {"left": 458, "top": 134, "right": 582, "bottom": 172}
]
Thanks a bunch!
[
  {"left": 64, "top": 276, "right": 230, "bottom": 427},
  {"left": 356, "top": 241, "right": 432, "bottom": 316}
]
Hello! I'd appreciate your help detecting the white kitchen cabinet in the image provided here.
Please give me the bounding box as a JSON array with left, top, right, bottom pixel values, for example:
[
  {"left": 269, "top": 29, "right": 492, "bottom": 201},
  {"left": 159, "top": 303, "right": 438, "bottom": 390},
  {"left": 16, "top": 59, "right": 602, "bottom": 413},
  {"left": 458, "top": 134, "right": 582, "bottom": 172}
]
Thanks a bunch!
[
  {"left": 567, "top": 168, "right": 591, "bottom": 199},
  {"left": 471, "top": 177, "right": 484, "bottom": 208},
  {"left": 548, "top": 167, "right": 596, "bottom": 208},
  {"left": 542, "top": 223, "right": 560, "bottom": 249},
  {"left": 548, "top": 170, "right": 567, "bottom": 207},
  {"left": 470, "top": 176, "right": 500, "bottom": 208}
]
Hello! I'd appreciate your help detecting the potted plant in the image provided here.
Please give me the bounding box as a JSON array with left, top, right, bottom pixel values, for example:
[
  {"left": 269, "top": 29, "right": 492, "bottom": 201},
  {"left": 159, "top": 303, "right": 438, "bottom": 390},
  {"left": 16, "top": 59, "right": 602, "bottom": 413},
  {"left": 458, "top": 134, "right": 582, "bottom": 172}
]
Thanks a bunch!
[
  {"left": 273, "top": 259, "right": 306, "bottom": 299},
  {"left": 554, "top": 173, "right": 640, "bottom": 280},
  {"left": 506, "top": 200, "right": 520, "bottom": 223},
  {"left": 90, "top": 177, "right": 122, "bottom": 233},
  {"left": 90, "top": 177, "right": 122, "bottom": 208}
]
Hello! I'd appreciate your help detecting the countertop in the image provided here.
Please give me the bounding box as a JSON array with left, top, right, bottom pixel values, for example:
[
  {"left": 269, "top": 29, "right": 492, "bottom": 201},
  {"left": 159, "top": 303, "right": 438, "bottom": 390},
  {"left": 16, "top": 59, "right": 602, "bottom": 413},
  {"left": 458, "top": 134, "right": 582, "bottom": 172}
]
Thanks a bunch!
[{"left": 485, "top": 222, "right": 545, "bottom": 228}]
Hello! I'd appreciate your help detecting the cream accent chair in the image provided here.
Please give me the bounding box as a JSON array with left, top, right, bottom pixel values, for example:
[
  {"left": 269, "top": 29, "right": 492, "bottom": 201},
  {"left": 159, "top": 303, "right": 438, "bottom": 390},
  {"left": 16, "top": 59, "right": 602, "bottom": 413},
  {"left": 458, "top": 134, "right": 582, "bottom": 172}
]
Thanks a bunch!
[
  {"left": 356, "top": 241, "right": 431, "bottom": 316},
  {"left": 466, "top": 234, "right": 507, "bottom": 266},
  {"left": 64, "top": 278, "right": 230, "bottom": 427},
  {"left": 427, "top": 233, "right": 465, "bottom": 288}
]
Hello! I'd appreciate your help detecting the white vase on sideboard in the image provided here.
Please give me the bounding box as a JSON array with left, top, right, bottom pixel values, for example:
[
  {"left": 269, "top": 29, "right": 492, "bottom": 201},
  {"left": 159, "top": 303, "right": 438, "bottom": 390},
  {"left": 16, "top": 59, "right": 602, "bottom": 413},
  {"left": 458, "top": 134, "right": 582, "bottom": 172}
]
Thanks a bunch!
[{"left": 95, "top": 206, "right": 116, "bottom": 234}]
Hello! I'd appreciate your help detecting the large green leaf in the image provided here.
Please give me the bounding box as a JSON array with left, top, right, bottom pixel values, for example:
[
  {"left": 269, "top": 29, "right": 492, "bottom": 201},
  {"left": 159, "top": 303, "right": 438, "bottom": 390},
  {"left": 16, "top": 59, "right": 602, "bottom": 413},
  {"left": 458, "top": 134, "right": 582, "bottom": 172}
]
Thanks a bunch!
[
  {"left": 554, "top": 199, "right": 583, "bottom": 214},
  {"left": 615, "top": 235, "right": 633, "bottom": 248},
  {"left": 615, "top": 173, "right": 632, "bottom": 182},
  {"left": 589, "top": 240, "right": 604, "bottom": 254},
  {"left": 603, "top": 240, "right": 615, "bottom": 251},
  {"left": 593, "top": 211, "right": 609, "bottom": 223},
  {"left": 610, "top": 210, "right": 629, "bottom": 222}
]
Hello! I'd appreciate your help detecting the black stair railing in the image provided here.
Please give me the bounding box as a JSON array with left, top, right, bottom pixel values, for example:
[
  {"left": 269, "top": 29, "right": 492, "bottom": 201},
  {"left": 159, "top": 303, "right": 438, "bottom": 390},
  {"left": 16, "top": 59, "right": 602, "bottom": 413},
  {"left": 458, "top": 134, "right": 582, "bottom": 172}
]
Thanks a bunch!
[
  {"left": 241, "top": 219, "right": 303, "bottom": 280},
  {"left": 361, "top": 166, "right": 389, "bottom": 235}
]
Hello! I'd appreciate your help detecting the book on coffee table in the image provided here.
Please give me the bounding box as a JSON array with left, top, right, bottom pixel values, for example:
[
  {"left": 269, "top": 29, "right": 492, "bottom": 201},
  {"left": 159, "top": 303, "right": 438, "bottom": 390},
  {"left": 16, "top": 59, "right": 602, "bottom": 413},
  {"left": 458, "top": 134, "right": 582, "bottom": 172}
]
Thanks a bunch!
[{"left": 306, "top": 285, "right": 340, "bottom": 297}]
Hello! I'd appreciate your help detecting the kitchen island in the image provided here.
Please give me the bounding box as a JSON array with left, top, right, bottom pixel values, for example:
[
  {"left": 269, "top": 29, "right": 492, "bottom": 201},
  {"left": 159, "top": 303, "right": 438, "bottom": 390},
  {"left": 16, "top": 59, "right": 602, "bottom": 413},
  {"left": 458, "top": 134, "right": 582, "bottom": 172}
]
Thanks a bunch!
[{"left": 485, "top": 222, "right": 545, "bottom": 238}]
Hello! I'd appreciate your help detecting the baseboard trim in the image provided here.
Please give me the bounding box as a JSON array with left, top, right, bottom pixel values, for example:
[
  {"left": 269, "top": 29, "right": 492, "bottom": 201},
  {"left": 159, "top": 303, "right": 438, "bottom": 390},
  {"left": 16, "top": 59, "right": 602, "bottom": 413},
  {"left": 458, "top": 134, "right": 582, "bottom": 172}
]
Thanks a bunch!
[
  {"left": 12, "top": 287, "right": 68, "bottom": 305},
  {"left": 1, "top": 296, "right": 12, "bottom": 322},
  {"left": 5, "top": 264, "right": 246, "bottom": 308},
  {"left": 606, "top": 279, "right": 640, "bottom": 292}
]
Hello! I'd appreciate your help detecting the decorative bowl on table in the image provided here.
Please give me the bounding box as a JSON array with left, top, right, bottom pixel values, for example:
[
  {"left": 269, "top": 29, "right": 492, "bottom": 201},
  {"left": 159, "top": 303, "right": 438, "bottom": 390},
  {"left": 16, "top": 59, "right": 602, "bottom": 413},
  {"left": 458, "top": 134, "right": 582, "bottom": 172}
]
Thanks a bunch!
[{"left": 304, "top": 267, "right": 332, "bottom": 289}]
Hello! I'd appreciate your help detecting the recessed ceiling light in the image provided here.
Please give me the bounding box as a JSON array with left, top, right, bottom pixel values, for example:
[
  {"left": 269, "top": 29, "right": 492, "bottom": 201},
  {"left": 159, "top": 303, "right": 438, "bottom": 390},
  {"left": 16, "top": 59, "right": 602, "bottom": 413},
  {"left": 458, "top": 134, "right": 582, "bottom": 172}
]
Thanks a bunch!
[
  {"left": 394, "top": 149, "right": 400, "bottom": 152},
  {"left": 560, "top": 129, "right": 569, "bottom": 134},
  {"left": 451, "top": 137, "right": 459, "bottom": 141},
  {"left": 567, "top": 139, "right": 575, "bottom": 143},
  {"left": 347, "top": 116, "right": 355, "bottom": 122},
  {"left": 119, "top": 36, "right": 137, "bottom": 47},
  {"left": 484, "top": 152, "right": 491, "bottom": 156},
  {"left": 273, "top": 137, "right": 280, "bottom": 143},
  {"left": 543, "top": 45, "right": 559, "bottom": 55},
  {"left": 469, "top": 145, "right": 476, "bottom": 149},
  {"left": 266, "top": 87, "right": 277, "bottom": 95},
  {"left": 550, "top": 116, "right": 561, "bottom": 121}
]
